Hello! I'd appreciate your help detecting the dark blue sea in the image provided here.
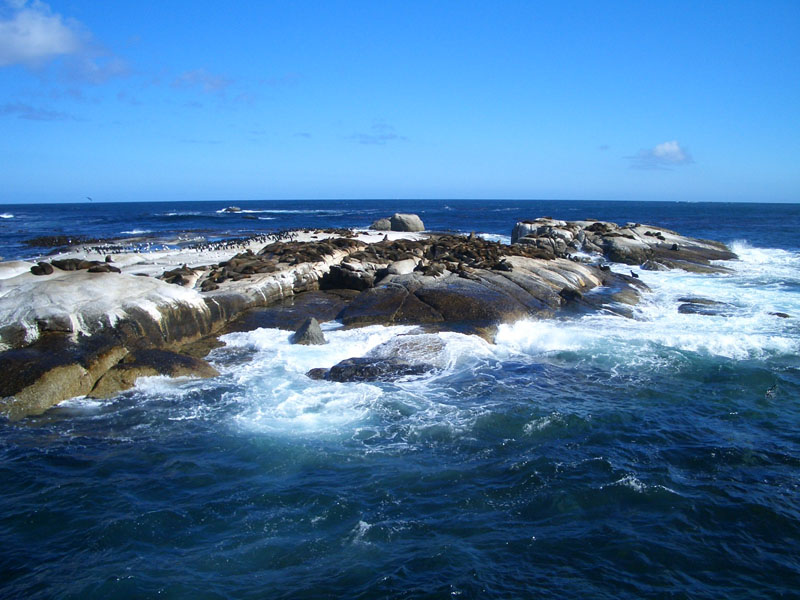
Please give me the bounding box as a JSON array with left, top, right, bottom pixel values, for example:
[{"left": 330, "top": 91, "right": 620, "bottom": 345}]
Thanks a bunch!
[{"left": 1, "top": 200, "right": 799, "bottom": 599}]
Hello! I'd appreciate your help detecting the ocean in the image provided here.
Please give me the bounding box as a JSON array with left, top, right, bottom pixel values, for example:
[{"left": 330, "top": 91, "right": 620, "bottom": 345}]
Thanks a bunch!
[{"left": 1, "top": 199, "right": 799, "bottom": 598}]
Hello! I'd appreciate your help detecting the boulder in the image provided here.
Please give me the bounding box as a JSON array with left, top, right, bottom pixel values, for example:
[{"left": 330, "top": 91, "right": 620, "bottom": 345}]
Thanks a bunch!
[
  {"left": 389, "top": 213, "right": 425, "bottom": 232},
  {"left": 370, "top": 218, "right": 391, "bottom": 230},
  {"left": 291, "top": 317, "right": 326, "bottom": 345},
  {"left": 313, "top": 356, "right": 432, "bottom": 382},
  {"left": 307, "top": 333, "right": 446, "bottom": 382}
]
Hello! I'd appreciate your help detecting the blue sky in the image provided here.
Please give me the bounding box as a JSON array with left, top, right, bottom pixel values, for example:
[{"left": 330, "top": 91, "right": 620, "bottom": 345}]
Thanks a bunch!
[{"left": 1, "top": 0, "right": 798, "bottom": 203}]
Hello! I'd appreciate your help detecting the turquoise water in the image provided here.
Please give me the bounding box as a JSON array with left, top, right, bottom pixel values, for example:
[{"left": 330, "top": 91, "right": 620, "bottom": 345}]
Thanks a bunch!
[{"left": 1, "top": 200, "right": 799, "bottom": 598}]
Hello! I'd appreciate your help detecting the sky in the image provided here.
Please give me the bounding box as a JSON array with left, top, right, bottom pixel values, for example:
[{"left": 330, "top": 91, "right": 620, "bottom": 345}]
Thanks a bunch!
[{"left": 0, "top": 0, "right": 798, "bottom": 204}]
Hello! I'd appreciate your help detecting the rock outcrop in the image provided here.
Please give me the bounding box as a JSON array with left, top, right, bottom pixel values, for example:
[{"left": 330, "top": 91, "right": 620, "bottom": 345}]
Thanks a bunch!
[
  {"left": 0, "top": 220, "right": 736, "bottom": 420},
  {"left": 511, "top": 218, "right": 737, "bottom": 272}
]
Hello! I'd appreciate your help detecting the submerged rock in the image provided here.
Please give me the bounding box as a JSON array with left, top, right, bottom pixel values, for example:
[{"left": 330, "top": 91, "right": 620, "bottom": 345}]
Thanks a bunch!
[{"left": 677, "top": 297, "right": 735, "bottom": 316}]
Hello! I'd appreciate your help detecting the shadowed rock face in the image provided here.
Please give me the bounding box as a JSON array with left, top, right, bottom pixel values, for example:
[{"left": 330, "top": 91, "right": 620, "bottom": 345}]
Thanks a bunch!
[{"left": 89, "top": 349, "right": 219, "bottom": 398}]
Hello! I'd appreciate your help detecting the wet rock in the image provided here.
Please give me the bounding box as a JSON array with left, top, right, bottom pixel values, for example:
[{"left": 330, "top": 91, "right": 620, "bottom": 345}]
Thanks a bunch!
[
  {"left": 0, "top": 334, "right": 128, "bottom": 420},
  {"left": 89, "top": 349, "right": 219, "bottom": 398},
  {"left": 291, "top": 317, "right": 326, "bottom": 345},
  {"left": 309, "top": 334, "right": 446, "bottom": 382},
  {"left": 306, "top": 367, "right": 328, "bottom": 380},
  {"left": 559, "top": 287, "right": 583, "bottom": 302},
  {"left": 641, "top": 259, "right": 670, "bottom": 271},
  {"left": 677, "top": 298, "right": 734, "bottom": 316},
  {"left": 319, "top": 357, "right": 432, "bottom": 382},
  {"left": 677, "top": 297, "right": 721, "bottom": 305},
  {"left": 770, "top": 312, "right": 790, "bottom": 319}
]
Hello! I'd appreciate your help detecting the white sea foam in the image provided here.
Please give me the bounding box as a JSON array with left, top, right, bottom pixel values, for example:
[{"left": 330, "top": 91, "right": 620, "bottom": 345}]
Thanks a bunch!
[
  {"left": 0, "top": 213, "right": 13, "bottom": 219},
  {"left": 121, "top": 229, "right": 151, "bottom": 235},
  {"left": 209, "top": 325, "right": 499, "bottom": 440},
  {"left": 601, "top": 474, "right": 679, "bottom": 496},
  {"left": 498, "top": 244, "right": 800, "bottom": 368},
  {"left": 478, "top": 233, "right": 512, "bottom": 245},
  {"left": 216, "top": 208, "right": 340, "bottom": 215},
  {"left": 523, "top": 412, "right": 563, "bottom": 434},
  {"left": 216, "top": 208, "right": 274, "bottom": 214}
]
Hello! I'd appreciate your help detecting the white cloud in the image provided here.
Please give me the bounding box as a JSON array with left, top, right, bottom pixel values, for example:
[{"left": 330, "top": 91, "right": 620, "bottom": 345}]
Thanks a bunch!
[
  {"left": 629, "top": 140, "right": 693, "bottom": 169},
  {"left": 0, "top": 1, "right": 84, "bottom": 67}
]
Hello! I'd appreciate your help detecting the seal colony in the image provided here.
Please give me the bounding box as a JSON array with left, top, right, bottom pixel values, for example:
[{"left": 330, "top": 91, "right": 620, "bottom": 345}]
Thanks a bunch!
[{"left": 0, "top": 214, "right": 737, "bottom": 420}]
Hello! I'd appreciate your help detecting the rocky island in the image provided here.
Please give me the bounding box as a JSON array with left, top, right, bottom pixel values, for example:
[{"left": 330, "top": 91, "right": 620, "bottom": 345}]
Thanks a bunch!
[{"left": 0, "top": 215, "right": 737, "bottom": 420}]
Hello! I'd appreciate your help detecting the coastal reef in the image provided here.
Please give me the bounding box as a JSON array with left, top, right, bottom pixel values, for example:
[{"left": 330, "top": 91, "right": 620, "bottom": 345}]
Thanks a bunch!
[{"left": 0, "top": 218, "right": 736, "bottom": 420}]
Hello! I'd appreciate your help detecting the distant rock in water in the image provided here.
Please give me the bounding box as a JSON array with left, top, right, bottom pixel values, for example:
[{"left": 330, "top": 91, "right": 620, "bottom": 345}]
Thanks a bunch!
[
  {"left": 291, "top": 317, "right": 326, "bottom": 345},
  {"left": 222, "top": 206, "right": 242, "bottom": 213},
  {"left": 677, "top": 297, "right": 735, "bottom": 316},
  {"left": 370, "top": 213, "right": 425, "bottom": 232}
]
